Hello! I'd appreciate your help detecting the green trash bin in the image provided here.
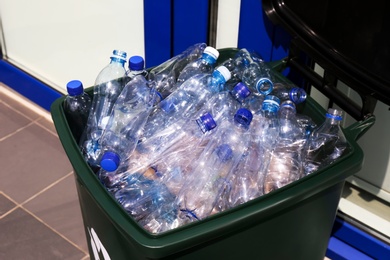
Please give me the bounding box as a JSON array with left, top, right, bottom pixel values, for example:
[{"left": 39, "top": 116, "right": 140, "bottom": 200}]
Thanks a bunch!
[{"left": 51, "top": 48, "right": 375, "bottom": 260}]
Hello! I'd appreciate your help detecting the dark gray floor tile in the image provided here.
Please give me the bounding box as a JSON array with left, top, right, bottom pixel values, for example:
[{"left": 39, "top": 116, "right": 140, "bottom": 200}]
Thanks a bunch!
[
  {"left": 0, "top": 102, "right": 32, "bottom": 139},
  {"left": 0, "top": 193, "right": 17, "bottom": 216},
  {"left": 0, "top": 208, "right": 85, "bottom": 260},
  {"left": 0, "top": 123, "right": 73, "bottom": 203},
  {"left": 24, "top": 174, "right": 89, "bottom": 253}
]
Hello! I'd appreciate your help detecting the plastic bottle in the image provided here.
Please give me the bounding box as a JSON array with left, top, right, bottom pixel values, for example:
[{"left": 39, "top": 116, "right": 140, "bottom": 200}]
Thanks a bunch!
[
  {"left": 241, "top": 58, "right": 274, "bottom": 96},
  {"left": 251, "top": 95, "right": 281, "bottom": 190},
  {"left": 141, "top": 65, "right": 231, "bottom": 140},
  {"left": 271, "top": 82, "right": 307, "bottom": 104},
  {"left": 303, "top": 108, "right": 349, "bottom": 175},
  {"left": 148, "top": 43, "right": 207, "bottom": 99},
  {"left": 228, "top": 101, "right": 271, "bottom": 207},
  {"left": 113, "top": 173, "right": 177, "bottom": 230},
  {"left": 221, "top": 48, "right": 263, "bottom": 90},
  {"left": 63, "top": 80, "right": 92, "bottom": 143},
  {"left": 126, "top": 55, "right": 148, "bottom": 79},
  {"left": 257, "top": 95, "right": 281, "bottom": 149},
  {"left": 176, "top": 108, "right": 253, "bottom": 223},
  {"left": 126, "top": 112, "right": 218, "bottom": 175},
  {"left": 98, "top": 75, "right": 162, "bottom": 172},
  {"left": 263, "top": 101, "right": 306, "bottom": 194},
  {"left": 79, "top": 50, "right": 127, "bottom": 167},
  {"left": 176, "top": 46, "right": 220, "bottom": 86},
  {"left": 195, "top": 82, "right": 251, "bottom": 125}
]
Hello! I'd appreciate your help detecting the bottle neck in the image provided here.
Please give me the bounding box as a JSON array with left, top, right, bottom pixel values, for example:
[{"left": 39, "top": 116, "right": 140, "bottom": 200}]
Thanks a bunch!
[{"left": 201, "top": 53, "right": 217, "bottom": 65}]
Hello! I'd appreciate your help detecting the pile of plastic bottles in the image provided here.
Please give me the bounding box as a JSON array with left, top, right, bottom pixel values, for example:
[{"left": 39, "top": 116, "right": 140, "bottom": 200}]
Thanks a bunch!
[{"left": 63, "top": 43, "right": 349, "bottom": 234}]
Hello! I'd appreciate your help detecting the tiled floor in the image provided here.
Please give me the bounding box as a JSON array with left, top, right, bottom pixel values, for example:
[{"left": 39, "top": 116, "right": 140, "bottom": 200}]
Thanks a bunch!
[{"left": 0, "top": 84, "right": 89, "bottom": 260}]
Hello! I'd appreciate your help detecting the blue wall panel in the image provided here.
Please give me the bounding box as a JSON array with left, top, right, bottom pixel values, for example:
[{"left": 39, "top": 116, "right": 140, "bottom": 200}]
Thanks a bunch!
[
  {"left": 238, "top": 0, "right": 275, "bottom": 61},
  {"left": 144, "top": 0, "right": 173, "bottom": 68},
  {"left": 0, "top": 60, "right": 61, "bottom": 111},
  {"left": 173, "top": 0, "right": 209, "bottom": 55}
]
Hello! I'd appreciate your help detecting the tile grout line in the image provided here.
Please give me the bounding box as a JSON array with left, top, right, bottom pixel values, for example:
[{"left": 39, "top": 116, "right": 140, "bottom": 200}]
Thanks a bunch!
[
  {"left": 21, "top": 171, "right": 75, "bottom": 206},
  {"left": 0, "top": 120, "right": 36, "bottom": 142},
  {"left": 1, "top": 174, "right": 90, "bottom": 256},
  {"left": 0, "top": 171, "right": 74, "bottom": 219},
  {"left": 1, "top": 85, "right": 64, "bottom": 138},
  {"left": 21, "top": 204, "right": 90, "bottom": 256},
  {"left": 0, "top": 84, "right": 54, "bottom": 122}
]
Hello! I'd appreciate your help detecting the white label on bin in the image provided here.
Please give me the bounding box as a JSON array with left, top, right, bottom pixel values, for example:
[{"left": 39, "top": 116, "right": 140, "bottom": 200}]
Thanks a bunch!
[{"left": 88, "top": 227, "right": 111, "bottom": 260}]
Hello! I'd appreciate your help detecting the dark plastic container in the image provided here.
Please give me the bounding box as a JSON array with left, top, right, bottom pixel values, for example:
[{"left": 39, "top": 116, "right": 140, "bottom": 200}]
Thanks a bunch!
[{"left": 51, "top": 48, "right": 376, "bottom": 260}]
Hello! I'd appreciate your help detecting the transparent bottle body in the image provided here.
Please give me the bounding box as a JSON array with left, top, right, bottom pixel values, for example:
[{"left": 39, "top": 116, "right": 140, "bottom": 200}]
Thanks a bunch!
[
  {"left": 304, "top": 110, "right": 349, "bottom": 174},
  {"left": 63, "top": 92, "right": 91, "bottom": 142},
  {"left": 148, "top": 43, "right": 207, "bottom": 98},
  {"left": 80, "top": 57, "right": 126, "bottom": 167}
]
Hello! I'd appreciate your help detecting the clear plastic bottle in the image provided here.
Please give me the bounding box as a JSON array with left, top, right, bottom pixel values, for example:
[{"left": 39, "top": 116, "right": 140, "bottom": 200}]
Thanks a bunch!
[
  {"left": 63, "top": 80, "right": 92, "bottom": 143},
  {"left": 175, "top": 108, "right": 253, "bottom": 223},
  {"left": 195, "top": 82, "right": 251, "bottom": 125},
  {"left": 148, "top": 43, "right": 207, "bottom": 99},
  {"left": 271, "top": 82, "right": 307, "bottom": 104},
  {"left": 127, "top": 112, "right": 218, "bottom": 175},
  {"left": 176, "top": 46, "right": 220, "bottom": 86},
  {"left": 113, "top": 173, "right": 177, "bottom": 232},
  {"left": 126, "top": 55, "right": 148, "bottom": 79},
  {"left": 241, "top": 59, "right": 274, "bottom": 96},
  {"left": 257, "top": 95, "right": 281, "bottom": 149},
  {"left": 221, "top": 48, "right": 263, "bottom": 90},
  {"left": 263, "top": 101, "right": 306, "bottom": 194},
  {"left": 98, "top": 75, "right": 162, "bottom": 172},
  {"left": 303, "top": 108, "right": 349, "bottom": 175},
  {"left": 79, "top": 50, "right": 127, "bottom": 168},
  {"left": 141, "top": 65, "right": 231, "bottom": 140}
]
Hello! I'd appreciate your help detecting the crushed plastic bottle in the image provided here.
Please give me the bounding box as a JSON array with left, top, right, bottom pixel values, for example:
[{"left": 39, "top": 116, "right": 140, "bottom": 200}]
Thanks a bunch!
[
  {"left": 176, "top": 46, "right": 219, "bottom": 86},
  {"left": 141, "top": 65, "right": 231, "bottom": 140},
  {"left": 271, "top": 82, "right": 307, "bottom": 104},
  {"left": 98, "top": 75, "right": 162, "bottom": 172},
  {"left": 176, "top": 108, "right": 253, "bottom": 223},
  {"left": 148, "top": 43, "right": 207, "bottom": 98},
  {"left": 79, "top": 50, "right": 127, "bottom": 168},
  {"left": 263, "top": 101, "right": 306, "bottom": 194},
  {"left": 126, "top": 112, "right": 218, "bottom": 175},
  {"left": 303, "top": 108, "right": 349, "bottom": 175}
]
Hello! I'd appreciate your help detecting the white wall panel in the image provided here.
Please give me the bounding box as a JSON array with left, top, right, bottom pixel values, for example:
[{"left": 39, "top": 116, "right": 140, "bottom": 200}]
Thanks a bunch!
[
  {"left": 0, "top": 0, "right": 144, "bottom": 93},
  {"left": 215, "top": 0, "right": 240, "bottom": 49}
]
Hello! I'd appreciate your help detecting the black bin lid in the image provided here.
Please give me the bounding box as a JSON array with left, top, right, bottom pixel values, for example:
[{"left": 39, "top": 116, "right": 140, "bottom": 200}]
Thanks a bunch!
[{"left": 263, "top": 0, "right": 390, "bottom": 119}]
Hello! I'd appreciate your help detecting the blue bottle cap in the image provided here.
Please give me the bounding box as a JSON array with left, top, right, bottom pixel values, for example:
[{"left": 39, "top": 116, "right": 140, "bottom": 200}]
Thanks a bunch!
[
  {"left": 262, "top": 95, "right": 280, "bottom": 113},
  {"left": 256, "top": 77, "right": 274, "bottom": 95},
  {"left": 289, "top": 87, "right": 307, "bottom": 104},
  {"left": 129, "top": 56, "right": 144, "bottom": 71},
  {"left": 100, "top": 151, "right": 120, "bottom": 172},
  {"left": 232, "top": 82, "right": 251, "bottom": 99},
  {"left": 234, "top": 108, "right": 253, "bottom": 127},
  {"left": 149, "top": 90, "right": 163, "bottom": 105},
  {"left": 215, "top": 144, "right": 233, "bottom": 162},
  {"left": 66, "top": 80, "right": 83, "bottom": 96},
  {"left": 197, "top": 112, "right": 217, "bottom": 133}
]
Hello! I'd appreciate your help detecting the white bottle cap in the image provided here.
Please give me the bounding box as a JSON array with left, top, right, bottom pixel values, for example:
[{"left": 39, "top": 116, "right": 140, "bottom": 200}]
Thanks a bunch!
[
  {"left": 216, "top": 66, "right": 232, "bottom": 81},
  {"left": 204, "top": 46, "right": 220, "bottom": 60}
]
